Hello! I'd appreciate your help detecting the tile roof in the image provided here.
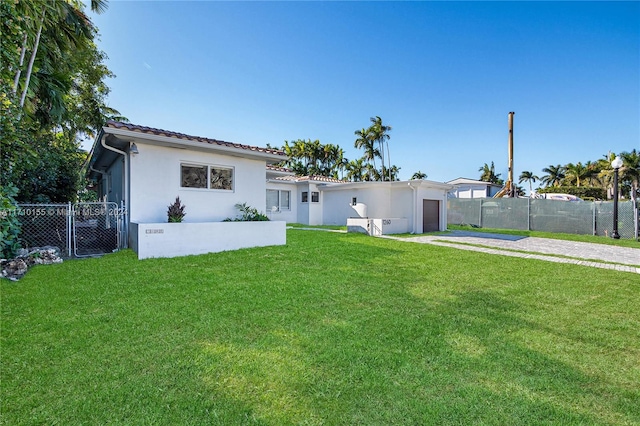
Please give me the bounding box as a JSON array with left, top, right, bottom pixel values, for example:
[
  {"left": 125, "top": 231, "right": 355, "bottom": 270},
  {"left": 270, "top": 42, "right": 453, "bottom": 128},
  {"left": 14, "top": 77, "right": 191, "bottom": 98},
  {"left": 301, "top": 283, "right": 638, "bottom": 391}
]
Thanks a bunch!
[
  {"left": 104, "top": 120, "right": 286, "bottom": 157},
  {"left": 266, "top": 165, "right": 293, "bottom": 173},
  {"left": 272, "top": 175, "right": 347, "bottom": 183}
]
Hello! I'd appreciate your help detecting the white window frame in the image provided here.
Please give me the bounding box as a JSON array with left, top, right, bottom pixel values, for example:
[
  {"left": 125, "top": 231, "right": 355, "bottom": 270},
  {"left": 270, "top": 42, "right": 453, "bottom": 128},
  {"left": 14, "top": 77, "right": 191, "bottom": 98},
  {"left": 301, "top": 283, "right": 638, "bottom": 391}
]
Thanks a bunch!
[
  {"left": 311, "top": 191, "right": 320, "bottom": 203},
  {"left": 266, "top": 189, "right": 291, "bottom": 212},
  {"left": 301, "top": 191, "right": 308, "bottom": 203},
  {"left": 180, "top": 162, "right": 234, "bottom": 191}
]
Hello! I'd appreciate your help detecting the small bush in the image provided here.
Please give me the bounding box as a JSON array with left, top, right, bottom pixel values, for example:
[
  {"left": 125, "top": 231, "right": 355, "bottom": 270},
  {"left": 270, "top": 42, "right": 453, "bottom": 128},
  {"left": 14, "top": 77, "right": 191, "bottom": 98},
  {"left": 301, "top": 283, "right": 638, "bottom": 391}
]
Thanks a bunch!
[
  {"left": 223, "top": 202, "right": 269, "bottom": 222},
  {"left": 0, "top": 185, "right": 22, "bottom": 258},
  {"left": 167, "top": 197, "right": 186, "bottom": 223}
]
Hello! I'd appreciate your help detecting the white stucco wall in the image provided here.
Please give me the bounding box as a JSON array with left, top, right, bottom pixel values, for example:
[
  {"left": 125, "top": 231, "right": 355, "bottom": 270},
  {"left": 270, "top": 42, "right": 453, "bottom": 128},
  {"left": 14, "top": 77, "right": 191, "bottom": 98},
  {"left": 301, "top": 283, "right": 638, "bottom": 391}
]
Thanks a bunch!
[
  {"left": 131, "top": 221, "right": 286, "bottom": 259},
  {"left": 129, "top": 143, "right": 268, "bottom": 223}
]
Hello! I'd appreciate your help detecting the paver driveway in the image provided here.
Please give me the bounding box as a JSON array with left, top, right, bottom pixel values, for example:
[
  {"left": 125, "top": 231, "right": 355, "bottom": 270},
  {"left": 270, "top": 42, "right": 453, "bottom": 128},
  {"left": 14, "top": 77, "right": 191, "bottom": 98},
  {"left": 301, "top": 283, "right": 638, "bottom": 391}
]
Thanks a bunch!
[{"left": 388, "top": 231, "right": 640, "bottom": 274}]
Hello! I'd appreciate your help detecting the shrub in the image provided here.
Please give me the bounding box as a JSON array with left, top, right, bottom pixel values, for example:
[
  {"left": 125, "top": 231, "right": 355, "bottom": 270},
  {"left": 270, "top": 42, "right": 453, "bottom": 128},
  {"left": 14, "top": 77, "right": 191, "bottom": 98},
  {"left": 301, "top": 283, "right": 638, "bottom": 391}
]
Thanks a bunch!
[
  {"left": 167, "top": 197, "right": 186, "bottom": 223},
  {"left": 536, "top": 186, "right": 607, "bottom": 200},
  {"left": 0, "top": 185, "right": 22, "bottom": 258},
  {"left": 223, "top": 202, "right": 269, "bottom": 222}
]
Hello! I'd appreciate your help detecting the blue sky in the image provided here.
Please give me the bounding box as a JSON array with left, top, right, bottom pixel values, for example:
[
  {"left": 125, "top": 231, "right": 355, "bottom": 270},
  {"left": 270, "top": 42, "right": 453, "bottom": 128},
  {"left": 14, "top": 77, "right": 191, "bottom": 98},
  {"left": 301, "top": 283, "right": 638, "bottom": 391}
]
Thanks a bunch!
[{"left": 87, "top": 1, "right": 639, "bottom": 188}]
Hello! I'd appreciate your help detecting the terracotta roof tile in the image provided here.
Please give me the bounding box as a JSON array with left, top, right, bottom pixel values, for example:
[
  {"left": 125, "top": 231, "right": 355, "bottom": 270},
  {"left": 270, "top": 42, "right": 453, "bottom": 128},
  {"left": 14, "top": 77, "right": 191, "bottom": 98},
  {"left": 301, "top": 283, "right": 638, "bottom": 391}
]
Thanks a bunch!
[
  {"left": 266, "top": 165, "right": 293, "bottom": 173},
  {"left": 270, "top": 175, "right": 346, "bottom": 183},
  {"left": 105, "top": 120, "right": 286, "bottom": 156}
]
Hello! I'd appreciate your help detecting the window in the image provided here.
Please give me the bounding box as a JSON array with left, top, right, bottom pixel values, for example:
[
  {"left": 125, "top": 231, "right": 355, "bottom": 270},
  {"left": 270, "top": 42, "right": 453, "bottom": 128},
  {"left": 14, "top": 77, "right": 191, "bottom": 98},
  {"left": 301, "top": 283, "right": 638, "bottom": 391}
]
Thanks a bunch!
[
  {"left": 181, "top": 164, "right": 233, "bottom": 190},
  {"left": 311, "top": 191, "right": 319, "bottom": 202},
  {"left": 266, "top": 190, "right": 291, "bottom": 211},
  {"left": 351, "top": 197, "right": 357, "bottom": 206},
  {"left": 301, "top": 191, "right": 308, "bottom": 203}
]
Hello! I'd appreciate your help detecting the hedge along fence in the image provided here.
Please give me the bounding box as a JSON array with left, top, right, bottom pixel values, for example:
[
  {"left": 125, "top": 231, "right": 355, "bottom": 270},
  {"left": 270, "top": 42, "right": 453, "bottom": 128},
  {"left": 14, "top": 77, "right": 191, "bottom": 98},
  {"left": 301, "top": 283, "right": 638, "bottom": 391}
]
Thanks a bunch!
[{"left": 447, "top": 198, "right": 639, "bottom": 239}]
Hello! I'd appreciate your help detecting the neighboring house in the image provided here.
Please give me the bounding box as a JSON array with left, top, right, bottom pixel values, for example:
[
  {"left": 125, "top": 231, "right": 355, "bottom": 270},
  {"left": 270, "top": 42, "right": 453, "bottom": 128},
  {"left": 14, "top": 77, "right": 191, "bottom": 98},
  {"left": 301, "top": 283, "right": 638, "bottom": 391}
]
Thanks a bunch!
[
  {"left": 266, "top": 169, "right": 453, "bottom": 233},
  {"left": 447, "top": 178, "right": 503, "bottom": 198},
  {"left": 86, "top": 121, "right": 287, "bottom": 258}
]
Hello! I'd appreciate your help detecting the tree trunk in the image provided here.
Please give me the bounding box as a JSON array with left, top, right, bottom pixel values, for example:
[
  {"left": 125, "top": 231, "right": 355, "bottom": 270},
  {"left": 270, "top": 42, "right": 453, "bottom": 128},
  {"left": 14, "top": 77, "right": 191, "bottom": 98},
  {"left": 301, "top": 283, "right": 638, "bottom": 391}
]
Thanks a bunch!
[
  {"left": 12, "top": 33, "right": 28, "bottom": 94},
  {"left": 20, "top": 8, "right": 46, "bottom": 108}
]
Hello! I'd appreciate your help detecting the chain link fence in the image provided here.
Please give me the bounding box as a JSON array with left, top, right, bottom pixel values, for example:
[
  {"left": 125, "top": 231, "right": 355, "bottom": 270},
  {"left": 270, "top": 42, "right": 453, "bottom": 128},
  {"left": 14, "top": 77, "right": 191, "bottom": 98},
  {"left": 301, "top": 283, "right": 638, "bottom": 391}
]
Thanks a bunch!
[
  {"left": 448, "top": 198, "right": 639, "bottom": 239},
  {"left": 15, "top": 203, "right": 126, "bottom": 258}
]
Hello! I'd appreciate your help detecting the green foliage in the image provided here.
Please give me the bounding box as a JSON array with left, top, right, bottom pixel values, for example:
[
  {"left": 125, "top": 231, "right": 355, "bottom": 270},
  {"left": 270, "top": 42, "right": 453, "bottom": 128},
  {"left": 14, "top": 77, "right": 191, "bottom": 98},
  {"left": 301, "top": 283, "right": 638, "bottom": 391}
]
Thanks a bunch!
[
  {"left": 1, "top": 232, "right": 638, "bottom": 424},
  {"left": 0, "top": 186, "right": 22, "bottom": 258},
  {"left": 224, "top": 202, "right": 269, "bottom": 222},
  {"left": 536, "top": 185, "right": 606, "bottom": 200},
  {"left": 0, "top": 0, "right": 125, "bottom": 203},
  {"left": 167, "top": 197, "right": 186, "bottom": 223}
]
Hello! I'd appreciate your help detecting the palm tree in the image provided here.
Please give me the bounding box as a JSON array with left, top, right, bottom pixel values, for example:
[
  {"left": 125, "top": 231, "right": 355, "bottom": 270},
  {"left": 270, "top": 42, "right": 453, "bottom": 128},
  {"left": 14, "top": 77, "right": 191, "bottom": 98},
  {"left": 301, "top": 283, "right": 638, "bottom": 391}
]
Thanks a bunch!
[
  {"left": 518, "top": 171, "right": 539, "bottom": 193},
  {"left": 478, "top": 162, "right": 502, "bottom": 184},
  {"left": 354, "top": 127, "right": 378, "bottom": 171},
  {"left": 541, "top": 164, "right": 566, "bottom": 187},
  {"left": 565, "top": 162, "right": 591, "bottom": 187},
  {"left": 411, "top": 171, "right": 428, "bottom": 180},
  {"left": 620, "top": 149, "right": 640, "bottom": 198},
  {"left": 368, "top": 116, "right": 392, "bottom": 181},
  {"left": 346, "top": 159, "right": 366, "bottom": 182}
]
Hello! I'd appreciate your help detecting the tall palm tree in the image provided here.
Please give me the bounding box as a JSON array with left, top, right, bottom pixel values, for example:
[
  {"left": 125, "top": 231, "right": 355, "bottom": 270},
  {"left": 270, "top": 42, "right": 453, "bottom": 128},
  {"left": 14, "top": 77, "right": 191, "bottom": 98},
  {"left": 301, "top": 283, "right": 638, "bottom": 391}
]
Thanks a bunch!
[
  {"left": 368, "top": 116, "right": 392, "bottom": 181},
  {"left": 541, "top": 164, "right": 566, "bottom": 187},
  {"left": 354, "top": 127, "right": 378, "bottom": 171},
  {"left": 518, "top": 171, "right": 539, "bottom": 192}
]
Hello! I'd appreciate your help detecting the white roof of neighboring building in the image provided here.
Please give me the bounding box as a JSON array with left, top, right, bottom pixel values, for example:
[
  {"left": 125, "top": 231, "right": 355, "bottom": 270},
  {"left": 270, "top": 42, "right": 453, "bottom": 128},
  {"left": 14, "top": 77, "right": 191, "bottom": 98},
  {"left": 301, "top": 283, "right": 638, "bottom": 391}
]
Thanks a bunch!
[{"left": 447, "top": 177, "right": 502, "bottom": 188}]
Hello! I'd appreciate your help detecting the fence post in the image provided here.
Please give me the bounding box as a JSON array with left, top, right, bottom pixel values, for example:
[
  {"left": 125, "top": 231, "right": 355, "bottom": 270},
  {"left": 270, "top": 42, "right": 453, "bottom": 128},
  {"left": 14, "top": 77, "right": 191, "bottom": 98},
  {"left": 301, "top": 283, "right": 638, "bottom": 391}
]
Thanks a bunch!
[
  {"left": 478, "top": 199, "right": 483, "bottom": 228},
  {"left": 592, "top": 201, "right": 597, "bottom": 236},
  {"left": 67, "top": 202, "right": 73, "bottom": 257},
  {"left": 527, "top": 197, "right": 531, "bottom": 231}
]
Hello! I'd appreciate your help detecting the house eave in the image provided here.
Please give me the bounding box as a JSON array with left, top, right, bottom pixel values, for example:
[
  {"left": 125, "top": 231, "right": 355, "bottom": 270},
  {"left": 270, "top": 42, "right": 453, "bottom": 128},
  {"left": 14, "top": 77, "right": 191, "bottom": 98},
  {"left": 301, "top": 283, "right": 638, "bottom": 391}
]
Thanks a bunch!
[{"left": 102, "top": 126, "right": 287, "bottom": 163}]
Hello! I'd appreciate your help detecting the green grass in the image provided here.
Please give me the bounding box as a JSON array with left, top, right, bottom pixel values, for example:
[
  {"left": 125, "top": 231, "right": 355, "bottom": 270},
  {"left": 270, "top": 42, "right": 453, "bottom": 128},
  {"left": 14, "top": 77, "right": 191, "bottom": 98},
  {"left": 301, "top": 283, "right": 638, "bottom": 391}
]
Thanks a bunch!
[
  {"left": 2, "top": 230, "right": 639, "bottom": 425},
  {"left": 448, "top": 224, "right": 640, "bottom": 248},
  {"left": 287, "top": 223, "right": 347, "bottom": 231}
]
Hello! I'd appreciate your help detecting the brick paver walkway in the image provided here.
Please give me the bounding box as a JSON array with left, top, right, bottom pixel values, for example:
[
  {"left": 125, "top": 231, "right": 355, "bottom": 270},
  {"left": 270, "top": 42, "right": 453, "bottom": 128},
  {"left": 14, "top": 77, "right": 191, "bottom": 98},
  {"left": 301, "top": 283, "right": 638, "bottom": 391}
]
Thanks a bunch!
[{"left": 386, "top": 231, "right": 640, "bottom": 274}]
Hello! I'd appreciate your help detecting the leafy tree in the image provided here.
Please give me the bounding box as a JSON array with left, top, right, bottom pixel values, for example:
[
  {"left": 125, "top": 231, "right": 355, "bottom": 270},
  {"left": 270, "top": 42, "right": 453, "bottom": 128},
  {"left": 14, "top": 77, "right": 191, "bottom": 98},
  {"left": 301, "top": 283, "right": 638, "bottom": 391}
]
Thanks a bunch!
[
  {"left": 368, "top": 116, "right": 392, "bottom": 181},
  {"left": 478, "top": 162, "right": 503, "bottom": 185},
  {"left": 518, "top": 170, "right": 538, "bottom": 192},
  {"left": 541, "top": 164, "right": 566, "bottom": 188},
  {"left": 619, "top": 149, "right": 640, "bottom": 198},
  {"left": 346, "top": 159, "right": 366, "bottom": 182},
  {"left": 411, "top": 171, "right": 428, "bottom": 180},
  {"left": 354, "top": 127, "right": 378, "bottom": 171},
  {"left": 565, "top": 162, "right": 590, "bottom": 187},
  {"left": 0, "top": 0, "right": 124, "bottom": 203}
]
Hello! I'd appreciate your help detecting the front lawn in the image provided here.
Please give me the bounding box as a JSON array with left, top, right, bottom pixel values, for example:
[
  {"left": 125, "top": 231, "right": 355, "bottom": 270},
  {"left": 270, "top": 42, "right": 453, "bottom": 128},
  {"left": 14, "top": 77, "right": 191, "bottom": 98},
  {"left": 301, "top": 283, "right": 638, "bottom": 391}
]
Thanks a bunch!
[{"left": 2, "top": 230, "right": 638, "bottom": 425}]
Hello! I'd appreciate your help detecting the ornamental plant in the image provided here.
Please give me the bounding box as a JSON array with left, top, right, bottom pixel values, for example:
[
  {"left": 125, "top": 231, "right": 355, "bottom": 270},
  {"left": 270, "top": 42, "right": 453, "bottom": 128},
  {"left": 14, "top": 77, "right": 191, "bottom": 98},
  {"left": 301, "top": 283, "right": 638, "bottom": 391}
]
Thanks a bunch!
[
  {"left": 167, "top": 197, "right": 186, "bottom": 223},
  {"left": 0, "top": 185, "right": 22, "bottom": 258},
  {"left": 223, "top": 202, "right": 269, "bottom": 222}
]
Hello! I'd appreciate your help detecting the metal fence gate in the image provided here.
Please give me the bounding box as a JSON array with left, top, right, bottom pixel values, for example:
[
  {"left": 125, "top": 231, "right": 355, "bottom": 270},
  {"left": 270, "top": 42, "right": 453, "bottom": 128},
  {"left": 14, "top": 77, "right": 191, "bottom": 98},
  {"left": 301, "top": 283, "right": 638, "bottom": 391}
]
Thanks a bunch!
[
  {"left": 16, "top": 202, "right": 127, "bottom": 258},
  {"left": 447, "top": 198, "right": 639, "bottom": 239}
]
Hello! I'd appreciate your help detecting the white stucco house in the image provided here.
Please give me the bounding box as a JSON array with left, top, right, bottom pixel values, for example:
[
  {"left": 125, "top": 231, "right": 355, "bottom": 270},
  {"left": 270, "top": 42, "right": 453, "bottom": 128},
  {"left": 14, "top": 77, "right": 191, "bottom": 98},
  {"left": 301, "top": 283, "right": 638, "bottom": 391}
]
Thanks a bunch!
[
  {"left": 447, "top": 178, "right": 503, "bottom": 199},
  {"left": 266, "top": 168, "right": 453, "bottom": 234},
  {"left": 87, "top": 121, "right": 454, "bottom": 258},
  {"left": 86, "top": 121, "right": 288, "bottom": 259}
]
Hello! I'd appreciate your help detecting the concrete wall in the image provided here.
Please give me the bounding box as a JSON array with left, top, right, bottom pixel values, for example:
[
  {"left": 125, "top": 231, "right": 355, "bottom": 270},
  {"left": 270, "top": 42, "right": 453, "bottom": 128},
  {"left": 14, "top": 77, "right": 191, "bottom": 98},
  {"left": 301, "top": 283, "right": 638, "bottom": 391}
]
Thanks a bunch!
[
  {"left": 129, "top": 143, "right": 267, "bottom": 223},
  {"left": 131, "top": 221, "right": 286, "bottom": 259}
]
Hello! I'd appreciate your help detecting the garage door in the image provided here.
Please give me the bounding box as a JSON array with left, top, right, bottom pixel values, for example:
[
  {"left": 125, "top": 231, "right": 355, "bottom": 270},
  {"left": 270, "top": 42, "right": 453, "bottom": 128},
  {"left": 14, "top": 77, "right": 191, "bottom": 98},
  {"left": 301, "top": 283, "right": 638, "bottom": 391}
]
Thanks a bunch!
[{"left": 422, "top": 199, "right": 440, "bottom": 233}]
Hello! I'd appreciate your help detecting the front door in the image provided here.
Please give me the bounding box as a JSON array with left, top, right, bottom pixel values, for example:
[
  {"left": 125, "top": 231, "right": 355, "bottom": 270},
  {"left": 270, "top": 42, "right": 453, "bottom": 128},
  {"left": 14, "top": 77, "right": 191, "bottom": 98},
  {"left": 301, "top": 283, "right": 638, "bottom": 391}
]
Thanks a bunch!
[{"left": 422, "top": 199, "right": 440, "bottom": 233}]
